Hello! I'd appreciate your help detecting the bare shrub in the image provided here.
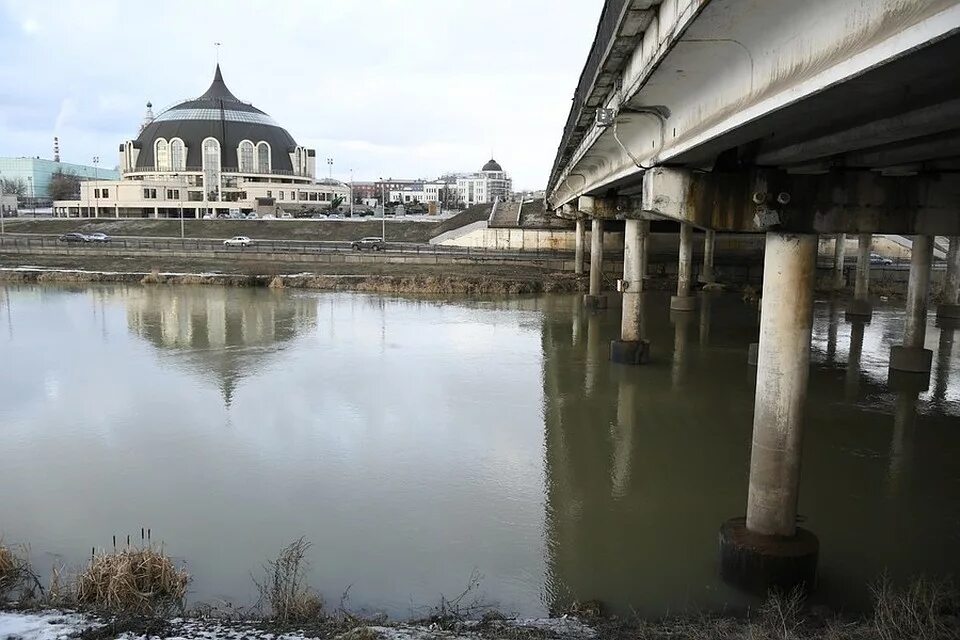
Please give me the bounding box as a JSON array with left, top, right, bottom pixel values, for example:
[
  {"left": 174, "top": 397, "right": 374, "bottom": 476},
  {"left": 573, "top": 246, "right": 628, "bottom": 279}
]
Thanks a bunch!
[
  {"left": 0, "top": 542, "right": 42, "bottom": 602},
  {"left": 870, "top": 574, "right": 959, "bottom": 640},
  {"left": 140, "top": 268, "right": 164, "bottom": 285},
  {"left": 75, "top": 544, "right": 189, "bottom": 616},
  {"left": 753, "top": 587, "right": 807, "bottom": 639},
  {"left": 254, "top": 537, "right": 324, "bottom": 623}
]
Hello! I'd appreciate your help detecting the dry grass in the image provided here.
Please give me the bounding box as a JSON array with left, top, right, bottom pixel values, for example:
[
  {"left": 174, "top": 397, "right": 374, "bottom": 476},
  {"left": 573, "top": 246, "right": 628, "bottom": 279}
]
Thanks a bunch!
[
  {"left": 75, "top": 544, "right": 189, "bottom": 616},
  {"left": 254, "top": 537, "right": 324, "bottom": 623},
  {"left": 870, "top": 574, "right": 959, "bottom": 640},
  {"left": 0, "top": 542, "right": 42, "bottom": 603},
  {"left": 140, "top": 267, "right": 164, "bottom": 285}
]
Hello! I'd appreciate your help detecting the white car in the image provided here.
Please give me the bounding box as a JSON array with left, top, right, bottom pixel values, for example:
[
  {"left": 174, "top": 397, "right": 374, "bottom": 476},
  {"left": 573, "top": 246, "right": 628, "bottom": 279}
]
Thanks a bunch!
[{"left": 224, "top": 236, "right": 252, "bottom": 247}]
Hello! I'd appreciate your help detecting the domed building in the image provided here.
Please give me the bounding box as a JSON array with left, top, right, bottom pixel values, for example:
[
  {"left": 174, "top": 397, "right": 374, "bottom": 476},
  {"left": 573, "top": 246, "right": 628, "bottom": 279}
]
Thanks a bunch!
[
  {"left": 455, "top": 158, "right": 513, "bottom": 206},
  {"left": 55, "top": 65, "right": 348, "bottom": 218}
]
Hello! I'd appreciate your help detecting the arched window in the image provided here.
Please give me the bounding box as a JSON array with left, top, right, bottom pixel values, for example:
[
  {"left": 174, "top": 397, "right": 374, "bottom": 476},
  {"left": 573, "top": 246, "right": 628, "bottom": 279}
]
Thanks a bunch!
[
  {"left": 256, "top": 142, "right": 271, "bottom": 173},
  {"left": 170, "top": 138, "right": 185, "bottom": 171},
  {"left": 202, "top": 138, "right": 221, "bottom": 170},
  {"left": 154, "top": 138, "right": 169, "bottom": 171},
  {"left": 238, "top": 140, "right": 255, "bottom": 172}
]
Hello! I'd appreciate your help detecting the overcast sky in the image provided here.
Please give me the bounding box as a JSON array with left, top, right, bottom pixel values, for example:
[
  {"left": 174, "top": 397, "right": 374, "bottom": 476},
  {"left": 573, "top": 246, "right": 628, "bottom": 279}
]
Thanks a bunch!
[{"left": 0, "top": 1, "right": 601, "bottom": 189}]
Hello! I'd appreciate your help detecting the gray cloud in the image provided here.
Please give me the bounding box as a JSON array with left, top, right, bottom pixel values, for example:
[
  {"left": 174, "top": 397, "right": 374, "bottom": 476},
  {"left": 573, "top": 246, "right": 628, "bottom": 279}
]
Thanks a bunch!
[{"left": 0, "top": 0, "right": 600, "bottom": 188}]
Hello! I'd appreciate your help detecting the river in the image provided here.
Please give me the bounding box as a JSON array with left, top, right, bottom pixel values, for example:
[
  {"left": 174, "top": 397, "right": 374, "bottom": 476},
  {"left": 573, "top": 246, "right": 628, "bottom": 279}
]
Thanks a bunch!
[{"left": 0, "top": 284, "right": 957, "bottom": 618}]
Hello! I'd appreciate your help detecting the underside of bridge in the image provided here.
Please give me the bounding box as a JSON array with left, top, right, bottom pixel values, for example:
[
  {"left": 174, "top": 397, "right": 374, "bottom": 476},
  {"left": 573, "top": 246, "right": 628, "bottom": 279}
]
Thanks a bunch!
[{"left": 547, "top": 0, "right": 960, "bottom": 595}]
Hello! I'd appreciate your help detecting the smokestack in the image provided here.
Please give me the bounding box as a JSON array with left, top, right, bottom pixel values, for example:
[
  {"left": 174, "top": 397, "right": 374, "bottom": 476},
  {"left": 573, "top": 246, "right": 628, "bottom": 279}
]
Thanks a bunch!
[{"left": 53, "top": 137, "right": 60, "bottom": 163}]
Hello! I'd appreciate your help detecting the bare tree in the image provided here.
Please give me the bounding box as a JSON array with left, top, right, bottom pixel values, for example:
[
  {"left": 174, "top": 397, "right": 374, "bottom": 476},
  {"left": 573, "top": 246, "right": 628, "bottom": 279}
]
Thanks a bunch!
[
  {"left": 0, "top": 178, "right": 27, "bottom": 197},
  {"left": 48, "top": 171, "right": 81, "bottom": 200}
]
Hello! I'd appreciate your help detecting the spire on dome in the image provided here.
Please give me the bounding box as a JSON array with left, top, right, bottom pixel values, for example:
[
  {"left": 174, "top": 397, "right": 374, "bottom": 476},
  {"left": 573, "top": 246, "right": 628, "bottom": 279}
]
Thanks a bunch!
[{"left": 199, "top": 64, "right": 240, "bottom": 102}]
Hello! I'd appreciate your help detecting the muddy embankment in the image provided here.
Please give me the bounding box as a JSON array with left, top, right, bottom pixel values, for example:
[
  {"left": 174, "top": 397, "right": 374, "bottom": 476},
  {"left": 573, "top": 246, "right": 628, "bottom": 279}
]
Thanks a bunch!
[{"left": 0, "top": 267, "right": 588, "bottom": 296}]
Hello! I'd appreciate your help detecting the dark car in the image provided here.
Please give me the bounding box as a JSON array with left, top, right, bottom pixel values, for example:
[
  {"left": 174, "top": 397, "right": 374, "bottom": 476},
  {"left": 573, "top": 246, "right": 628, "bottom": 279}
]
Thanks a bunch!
[
  {"left": 351, "top": 237, "right": 385, "bottom": 251},
  {"left": 58, "top": 232, "right": 89, "bottom": 243}
]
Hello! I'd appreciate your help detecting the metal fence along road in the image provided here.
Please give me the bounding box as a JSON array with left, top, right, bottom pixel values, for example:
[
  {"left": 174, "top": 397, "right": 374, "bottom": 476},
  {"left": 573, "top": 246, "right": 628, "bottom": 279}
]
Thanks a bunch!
[{"left": 0, "top": 234, "right": 599, "bottom": 263}]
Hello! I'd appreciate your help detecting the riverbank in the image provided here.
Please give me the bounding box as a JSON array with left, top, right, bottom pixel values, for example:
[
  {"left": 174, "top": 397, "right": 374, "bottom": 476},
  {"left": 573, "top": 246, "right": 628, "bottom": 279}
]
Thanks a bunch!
[
  {"left": 0, "top": 260, "right": 587, "bottom": 295},
  {"left": 3, "top": 578, "right": 959, "bottom": 640}
]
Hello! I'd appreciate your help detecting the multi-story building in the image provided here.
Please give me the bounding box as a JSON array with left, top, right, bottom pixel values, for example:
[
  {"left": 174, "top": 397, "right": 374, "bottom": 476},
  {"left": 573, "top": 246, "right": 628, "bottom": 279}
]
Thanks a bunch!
[
  {"left": 53, "top": 65, "right": 348, "bottom": 218},
  {"left": 0, "top": 157, "right": 120, "bottom": 200},
  {"left": 455, "top": 159, "right": 512, "bottom": 206}
]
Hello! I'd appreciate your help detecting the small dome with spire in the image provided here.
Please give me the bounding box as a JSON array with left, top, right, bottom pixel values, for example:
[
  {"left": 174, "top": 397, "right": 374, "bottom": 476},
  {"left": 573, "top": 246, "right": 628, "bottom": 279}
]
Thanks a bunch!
[{"left": 482, "top": 158, "right": 503, "bottom": 172}]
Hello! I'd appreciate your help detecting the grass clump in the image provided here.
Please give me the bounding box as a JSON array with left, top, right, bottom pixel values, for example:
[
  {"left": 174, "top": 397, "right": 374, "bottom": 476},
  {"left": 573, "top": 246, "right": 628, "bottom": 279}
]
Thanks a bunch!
[
  {"left": 75, "top": 543, "right": 189, "bottom": 616},
  {"left": 870, "top": 574, "right": 959, "bottom": 640},
  {"left": 0, "top": 542, "right": 41, "bottom": 602},
  {"left": 254, "top": 537, "right": 324, "bottom": 623}
]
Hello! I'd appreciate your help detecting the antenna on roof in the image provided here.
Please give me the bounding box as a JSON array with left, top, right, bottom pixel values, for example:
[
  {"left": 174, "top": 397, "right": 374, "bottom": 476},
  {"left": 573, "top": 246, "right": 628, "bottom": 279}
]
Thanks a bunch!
[
  {"left": 214, "top": 42, "right": 221, "bottom": 64},
  {"left": 53, "top": 137, "right": 60, "bottom": 163}
]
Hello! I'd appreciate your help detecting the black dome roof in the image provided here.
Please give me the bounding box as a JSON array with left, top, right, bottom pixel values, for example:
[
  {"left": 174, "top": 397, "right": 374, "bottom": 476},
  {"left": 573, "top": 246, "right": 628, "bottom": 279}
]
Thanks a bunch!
[
  {"left": 482, "top": 158, "right": 503, "bottom": 172},
  {"left": 133, "top": 65, "right": 298, "bottom": 172}
]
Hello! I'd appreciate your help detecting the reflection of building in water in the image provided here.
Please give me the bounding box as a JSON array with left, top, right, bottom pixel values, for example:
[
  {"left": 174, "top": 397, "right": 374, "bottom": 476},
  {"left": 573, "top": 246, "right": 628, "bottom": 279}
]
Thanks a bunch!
[{"left": 126, "top": 287, "right": 317, "bottom": 404}]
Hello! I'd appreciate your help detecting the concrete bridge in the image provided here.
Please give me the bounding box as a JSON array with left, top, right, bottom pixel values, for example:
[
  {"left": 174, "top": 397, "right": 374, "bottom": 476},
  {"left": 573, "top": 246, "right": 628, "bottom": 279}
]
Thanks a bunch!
[{"left": 546, "top": 0, "right": 960, "bottom": 595}]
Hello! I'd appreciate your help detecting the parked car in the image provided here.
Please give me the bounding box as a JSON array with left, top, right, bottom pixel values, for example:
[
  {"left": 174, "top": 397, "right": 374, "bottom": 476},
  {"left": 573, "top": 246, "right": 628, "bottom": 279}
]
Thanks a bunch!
[
  {"left": 86, "top": 232, "right": 111, "bottom": 243},
  {"left": 357, "top": 209, "right": 375, "bottom": 217},
  {"left": 224, "top": 236, "right": 253, "bottom": 247},
  {"left": 351, "top": 237, "right": 385, "bottom": 251},
  {"left": 870, "top": 253, "right": 893, "bottom": 266},
  {"left": 280, "top": 212, "right": 293, "bottom": 219},
  {"left": 58, "top": 232, "right": 89, "bottom": 243},
  {"left": 246, "top": 213, "right": 258, "bottom": 220}
]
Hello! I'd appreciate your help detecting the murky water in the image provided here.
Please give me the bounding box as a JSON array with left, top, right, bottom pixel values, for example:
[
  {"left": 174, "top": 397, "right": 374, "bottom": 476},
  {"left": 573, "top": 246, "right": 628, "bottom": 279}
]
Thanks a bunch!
[{"left": 0, "top": 284, "right": 958, "bottom": 617}]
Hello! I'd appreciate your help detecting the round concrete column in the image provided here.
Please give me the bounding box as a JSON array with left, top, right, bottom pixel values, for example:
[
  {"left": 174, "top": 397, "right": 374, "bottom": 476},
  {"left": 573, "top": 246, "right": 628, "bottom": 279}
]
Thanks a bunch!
[
  {"left": 936, "top": 236, "right": 960, "bottom": 321},
  {"left": 890, "top": 235, "right": 934, "bottom": 374},
  {"left": 670, "top": 223, "right": 695, "bottom": 311},
  {"left": 846, "top": 233, "right": 872, "bottom": 318},
  {"left": 583, "top": 218, "right": 607, "bottom": 309},
  {"left": 720, "top": 232, "right": 818, "bottom": 594},
  {"left": 611, "top": 219, "right": 650, "bottom": 364},
  {"left": 699, "top": 229, "right": 716, "bottom": 284},
  {"left": 832, "top": 234, "right": 846, "bottom": 290},
  {"left": 574, "top": 218, "right": 586, "bottom": 276}
]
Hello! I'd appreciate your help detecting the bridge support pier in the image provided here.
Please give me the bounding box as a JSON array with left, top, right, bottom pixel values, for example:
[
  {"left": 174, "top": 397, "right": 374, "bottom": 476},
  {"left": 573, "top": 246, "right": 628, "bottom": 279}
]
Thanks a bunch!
[
  {"left": 845, "top": 234, "right": 873, "bottom": 319},
  {"left": 670, "top": 223, "right": 695, "bottom": 311},
  {"left": 583, "top": 218, "right": 607, "bottom": 310},
  {"left": 936, "top": 236, "right": 960, "bottom": 321},
  {"left": 832, "top": 234, "right": 846, "bottom": 291},
  {"left": 699, "top": 229, "right": 715, "bottom": 284},
  {"left": 890, "top": 235, "right": 933, "bottom": 374},
  {"left": 611, "top": 219, "right": 650, "bottom": 364},
  {"left": 720, "top": 232, "right": 819, "bottom": 594},
  {"left": 574, "top": 218, "right": 586, "bottom": 276}
]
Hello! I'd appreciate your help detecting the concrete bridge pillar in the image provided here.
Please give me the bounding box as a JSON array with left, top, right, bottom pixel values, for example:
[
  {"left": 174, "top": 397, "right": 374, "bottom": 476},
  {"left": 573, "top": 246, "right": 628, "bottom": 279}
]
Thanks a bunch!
[
  {"left": 574, "top": 218, "right": 586, "bottom": 276},
  {"left": 832, "top": 234, "right": 846, "bottom": 290},
  {"left": 699, "top": 229, "right": 716, "bottom": 284},
  {"left": 846, "top": 233, "right": 872, "bottom": 318},
  {"left": 670, "top": 223, "right": 695, "bottom": 311},
  {"left": 720, "top": 232, "right": 819, "bottom": 594},
  {"left": 890, "top": 235, "right": 934, "bottom": 374},
  {"left": 583, "top": 218, "right": 607, "bottom": 309},
  {"left": 937, "top": 236, "right": 960, "bottom": 321},
  {"left": 611, "top": 218, "right": 650, "bottom": 364}
]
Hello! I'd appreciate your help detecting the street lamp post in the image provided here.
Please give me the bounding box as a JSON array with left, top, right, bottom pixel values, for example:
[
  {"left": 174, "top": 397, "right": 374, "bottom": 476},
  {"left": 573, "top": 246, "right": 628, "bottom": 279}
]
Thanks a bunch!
[
  {"left": 92, "top": 156, "right": 100, "bottom": 218},
  {"left": 0, "top": 178, "right": 5, "bottom": 235},
  {"left": 27, "top": 177, "right": 34, "bottom": 217},
  {"left": 349, "top": 169, "right": 354, "bottom": 218}
]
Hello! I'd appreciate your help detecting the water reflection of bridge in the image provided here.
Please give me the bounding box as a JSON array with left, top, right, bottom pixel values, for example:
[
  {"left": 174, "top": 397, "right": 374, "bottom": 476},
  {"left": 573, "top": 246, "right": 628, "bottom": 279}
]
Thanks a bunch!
[
  {"left": 125, "top": 287, "right": 318, "bottom": 405},
  {"left": 540, "top": 293, "right": 960, "bottom": 616}
]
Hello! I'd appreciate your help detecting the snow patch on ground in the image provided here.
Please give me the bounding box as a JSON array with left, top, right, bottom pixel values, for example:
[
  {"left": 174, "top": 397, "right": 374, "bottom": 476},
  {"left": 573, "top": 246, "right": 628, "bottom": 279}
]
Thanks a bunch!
[
  {"left": 0, "top": 611, "right": 597, "bottom": 640},
  {"left": 0, "top": 611, "right": 97, "bottom": 640}
]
